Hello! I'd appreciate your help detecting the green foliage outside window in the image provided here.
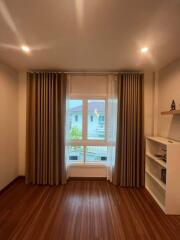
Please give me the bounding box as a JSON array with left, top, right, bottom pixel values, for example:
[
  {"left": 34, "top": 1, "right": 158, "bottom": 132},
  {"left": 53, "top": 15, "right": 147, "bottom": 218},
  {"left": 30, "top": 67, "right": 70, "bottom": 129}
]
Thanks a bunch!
[{"left": 69, "top": 127, "right": 82, "bottom": 140}]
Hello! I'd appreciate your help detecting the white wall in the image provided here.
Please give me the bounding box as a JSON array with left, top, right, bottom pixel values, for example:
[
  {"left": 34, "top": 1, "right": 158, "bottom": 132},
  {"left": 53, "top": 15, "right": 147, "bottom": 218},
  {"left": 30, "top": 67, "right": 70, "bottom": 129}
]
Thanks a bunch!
[
  {"left": 158, "top": 59, "right": 180, "bottom": 141},
  {"left": 67, "top": 164, "right": 107, "bottom": 178},
  {"left": 0, "top": 63, "right": 19, "bottom": 190},
  {"left": 144, "top": 72, "right": 156, "bottom": 136},
  {"left": 18, "top": 72, "right": 27, "bottom": 176}
]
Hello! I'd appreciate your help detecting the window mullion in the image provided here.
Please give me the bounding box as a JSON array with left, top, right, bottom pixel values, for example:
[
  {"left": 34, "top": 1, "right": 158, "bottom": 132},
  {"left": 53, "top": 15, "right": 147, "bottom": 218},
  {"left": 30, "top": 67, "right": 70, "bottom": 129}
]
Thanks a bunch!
[
  {"left": 84, "top": 146, "right": 86, "bottom": 164},
  {"left": 105, "top": 98, "right": 108, "bottom": 142},
  {"left": 83, "top": 99, "right": 88, "bottom": 163}
]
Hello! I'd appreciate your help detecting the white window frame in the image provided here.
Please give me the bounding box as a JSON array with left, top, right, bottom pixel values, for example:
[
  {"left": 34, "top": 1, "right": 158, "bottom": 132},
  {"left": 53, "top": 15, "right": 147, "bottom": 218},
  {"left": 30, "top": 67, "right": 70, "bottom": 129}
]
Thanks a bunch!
[{"left": 67, "top": 96, "right": 108, "bottom": 163}]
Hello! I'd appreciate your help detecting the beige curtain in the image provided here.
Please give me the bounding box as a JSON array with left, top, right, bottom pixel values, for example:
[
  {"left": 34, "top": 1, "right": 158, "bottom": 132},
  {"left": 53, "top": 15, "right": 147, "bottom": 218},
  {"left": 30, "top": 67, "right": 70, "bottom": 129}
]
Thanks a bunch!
[
  {"left": 26, "top": 72, "right": 67, "bottom": 185},
  {"left": 113, "top": 73, "right": 144, "bottom": 187}
]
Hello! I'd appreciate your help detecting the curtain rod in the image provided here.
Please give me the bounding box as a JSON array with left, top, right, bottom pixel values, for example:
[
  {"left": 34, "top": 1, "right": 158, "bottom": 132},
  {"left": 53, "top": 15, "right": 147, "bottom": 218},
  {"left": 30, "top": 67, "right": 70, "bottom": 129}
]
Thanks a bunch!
[
  {"left": 28, "top": 71, "right": 143, "bottom": 74},
  {"left": 64, "top": 71, "right": 143, "bottom": 74},
  {"left": 65, "top": 71, "right": 118, "bottom": 74}
]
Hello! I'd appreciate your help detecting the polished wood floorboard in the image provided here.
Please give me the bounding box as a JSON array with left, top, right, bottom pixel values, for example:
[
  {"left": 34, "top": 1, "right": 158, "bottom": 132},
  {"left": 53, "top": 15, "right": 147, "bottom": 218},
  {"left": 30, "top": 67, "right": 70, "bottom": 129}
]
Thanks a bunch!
[{"left": 0, "top": 179, "right": 180, "bottom": 240}]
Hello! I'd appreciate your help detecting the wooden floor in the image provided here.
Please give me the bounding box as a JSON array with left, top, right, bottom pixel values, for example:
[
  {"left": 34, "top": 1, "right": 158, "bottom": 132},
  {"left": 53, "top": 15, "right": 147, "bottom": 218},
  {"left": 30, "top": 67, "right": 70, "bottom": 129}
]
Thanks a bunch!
[{"left": 0, "top": 179, "right": 180, "bottom": 240}]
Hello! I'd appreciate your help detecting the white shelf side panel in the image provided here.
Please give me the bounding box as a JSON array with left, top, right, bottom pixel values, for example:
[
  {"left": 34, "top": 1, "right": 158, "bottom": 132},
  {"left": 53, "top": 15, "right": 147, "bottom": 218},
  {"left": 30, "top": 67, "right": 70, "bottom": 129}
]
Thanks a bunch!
[{"left": 166, "top": 145, "right": 180, "bottom": 215}]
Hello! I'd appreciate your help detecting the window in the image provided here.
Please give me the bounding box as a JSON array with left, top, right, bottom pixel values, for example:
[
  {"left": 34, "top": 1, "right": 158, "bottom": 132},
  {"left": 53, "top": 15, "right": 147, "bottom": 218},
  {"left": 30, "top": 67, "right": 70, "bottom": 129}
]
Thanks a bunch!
[
  {"left": 75, "top": 115, "right": 78, "bottom": 122},
  {"left": 68, "top": 100, "right": 82, "bottom": 140},
  {"left": 86, "top": 146, "right": 107, "bottom": 162},
  {"left": 87, "top": 100, "right": 105, "bottom": 140},
  {"left": 68, "top": 146, "right": 84, "bottom": 162},
  {"left": 67, "top": 98, "right": 107, "bottom": 163}
]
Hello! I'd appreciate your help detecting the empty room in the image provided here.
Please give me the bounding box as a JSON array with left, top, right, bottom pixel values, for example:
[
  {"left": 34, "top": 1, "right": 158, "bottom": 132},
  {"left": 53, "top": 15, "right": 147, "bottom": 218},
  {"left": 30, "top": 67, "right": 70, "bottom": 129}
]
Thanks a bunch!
[{"left": 0, "top": 0, "right": 180, "bottom": 239}]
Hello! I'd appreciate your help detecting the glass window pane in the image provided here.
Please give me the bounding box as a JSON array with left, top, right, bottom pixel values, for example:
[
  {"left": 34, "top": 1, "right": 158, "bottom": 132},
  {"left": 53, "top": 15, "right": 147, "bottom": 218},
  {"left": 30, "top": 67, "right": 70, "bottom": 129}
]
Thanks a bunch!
[
  {"left": 87, "top": 100, "right": 105, "bottom": 140},
  {"left": 86, "top": 146, "right": 107, "bottom": 162},
  {"left": 68, "top": 100, "right": 83, "bottom": 140},
  {"left": 68, "top": 146, "right": 84, "bottom": 162}
]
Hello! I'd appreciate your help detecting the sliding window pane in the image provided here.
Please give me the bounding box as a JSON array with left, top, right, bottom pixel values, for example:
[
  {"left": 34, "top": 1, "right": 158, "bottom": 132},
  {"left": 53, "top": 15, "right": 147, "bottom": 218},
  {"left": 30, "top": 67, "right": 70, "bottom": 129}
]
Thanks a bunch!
[
  {"left": 68, "top": 100, "right": 83, "bottom": 140},
  {"left": 68, "top": 146, "right": 84, "bottom": 162},
  {"left": 86, "top": 146, "right": 107, "bottom": 162},
  {"left": 87, "top": 100, "right": 105, "bottom": 140}
]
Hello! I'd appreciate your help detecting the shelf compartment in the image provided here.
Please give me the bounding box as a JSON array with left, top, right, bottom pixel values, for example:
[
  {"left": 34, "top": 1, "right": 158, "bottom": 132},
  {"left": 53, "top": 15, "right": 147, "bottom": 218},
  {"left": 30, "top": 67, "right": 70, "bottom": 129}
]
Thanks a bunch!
[
  {"left": 146, "top": 153, "right": 166, "bottom": 168},
  {"left": 146, "top": 157, "right": 166, "bottom": 189},
  {"left": 145, "top": 169, "right": 166, "bottom": 190},
  {"left": 146, "top": 139, "right": 167, "bottom": 158},
  {"left": 147, "top": 136, "right": 179, "bottom": 145},
  {"left": 145, "top": 172, "right": 166, "bottom": 211}
]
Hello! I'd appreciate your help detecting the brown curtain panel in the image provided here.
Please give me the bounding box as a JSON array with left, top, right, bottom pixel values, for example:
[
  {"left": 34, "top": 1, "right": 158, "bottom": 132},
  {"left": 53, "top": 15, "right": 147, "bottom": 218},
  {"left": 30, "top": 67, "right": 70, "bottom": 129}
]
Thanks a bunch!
[
  {"left": 26, "top": 72, "right": 67, "bottom": 185},
  {"left": 113, "top": 73, "right": 144, "bottom": 187}
]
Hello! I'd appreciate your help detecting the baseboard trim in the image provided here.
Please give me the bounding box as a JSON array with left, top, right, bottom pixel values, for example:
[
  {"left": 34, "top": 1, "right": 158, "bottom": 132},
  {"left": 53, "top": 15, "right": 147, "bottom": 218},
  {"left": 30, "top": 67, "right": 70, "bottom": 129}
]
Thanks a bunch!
[
  {"left": 0, "top": 176, "right": 25, "bottom": 195},
  {"left": 68, "top": 177, "right": 107, "bottom": 181},
  {"left": 0, "top": 176, "right": 107, "bottom": 193}
]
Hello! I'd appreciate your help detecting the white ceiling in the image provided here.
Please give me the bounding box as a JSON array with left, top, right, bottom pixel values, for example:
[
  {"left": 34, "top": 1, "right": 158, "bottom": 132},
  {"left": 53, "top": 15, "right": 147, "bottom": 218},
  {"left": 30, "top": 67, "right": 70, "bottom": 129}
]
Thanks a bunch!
[{"left": 0, "top": 0, "right": 180, "bottom": 71}]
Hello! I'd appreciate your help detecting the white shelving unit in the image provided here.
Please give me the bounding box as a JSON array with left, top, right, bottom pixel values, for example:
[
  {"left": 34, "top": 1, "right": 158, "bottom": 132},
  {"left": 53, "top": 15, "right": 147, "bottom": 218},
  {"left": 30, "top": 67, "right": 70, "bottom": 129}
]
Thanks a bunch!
[{"left": 145, "top": 136, "right": 180, "bottom": 215}]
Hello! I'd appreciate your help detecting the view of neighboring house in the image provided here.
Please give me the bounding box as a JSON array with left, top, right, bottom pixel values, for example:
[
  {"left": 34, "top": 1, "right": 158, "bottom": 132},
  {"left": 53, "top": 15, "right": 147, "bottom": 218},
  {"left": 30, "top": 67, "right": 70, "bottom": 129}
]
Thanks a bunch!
[{"left": 69, "top": 100, "right": 105, "bottom": 140}]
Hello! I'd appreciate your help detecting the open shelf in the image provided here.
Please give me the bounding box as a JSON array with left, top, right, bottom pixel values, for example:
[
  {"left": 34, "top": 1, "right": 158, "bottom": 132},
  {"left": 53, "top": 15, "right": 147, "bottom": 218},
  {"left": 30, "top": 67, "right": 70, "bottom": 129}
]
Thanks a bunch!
[
  {"left": 161, "top": 110, "right": 180, "bottom": 115},
  {"left": 146, "top": 153, "right": 166, "bottom": 168},
  {"left": 146, "top": 136, "right": 180, "bottom": 214},
  {"left": 146, "top": 136, "right": 178, "bottom": 145},
  {"left": 146, "top": 169, "right": 166, "bottom": 191}
]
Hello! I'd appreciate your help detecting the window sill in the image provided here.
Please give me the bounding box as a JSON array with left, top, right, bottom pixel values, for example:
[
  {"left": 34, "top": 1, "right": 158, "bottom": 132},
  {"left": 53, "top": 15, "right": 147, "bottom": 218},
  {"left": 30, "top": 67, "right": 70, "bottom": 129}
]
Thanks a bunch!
[{"left": 67, "top": 162, "right": 108, "bottom": 168}]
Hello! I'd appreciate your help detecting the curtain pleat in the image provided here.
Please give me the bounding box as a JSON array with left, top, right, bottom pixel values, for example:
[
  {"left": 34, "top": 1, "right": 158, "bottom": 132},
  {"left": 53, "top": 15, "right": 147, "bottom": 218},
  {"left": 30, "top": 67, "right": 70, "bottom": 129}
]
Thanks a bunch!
[
  {"left": 26, "top": 72, "right": 67, "bottom": 185},
  {"left": 113, "top": 73, "right": 144, "bottom": 187}
]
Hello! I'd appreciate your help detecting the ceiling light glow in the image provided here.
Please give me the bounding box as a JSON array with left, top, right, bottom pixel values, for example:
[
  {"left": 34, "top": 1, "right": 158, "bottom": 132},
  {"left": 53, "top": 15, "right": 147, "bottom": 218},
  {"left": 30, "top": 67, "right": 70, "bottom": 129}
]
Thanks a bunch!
[
  {"left": 21, "top": 45, "right": 30, "bottom": 53},
  {"left": 141, "top": 47, "right": 149, "bottom": 53}
]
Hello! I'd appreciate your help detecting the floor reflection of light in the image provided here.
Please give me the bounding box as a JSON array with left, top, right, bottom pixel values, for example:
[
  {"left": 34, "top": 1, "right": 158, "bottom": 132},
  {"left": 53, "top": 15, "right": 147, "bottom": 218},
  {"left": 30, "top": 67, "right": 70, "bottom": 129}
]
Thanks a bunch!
[{"left": 66, "top": 193, "right": 107, "bottom": 212}]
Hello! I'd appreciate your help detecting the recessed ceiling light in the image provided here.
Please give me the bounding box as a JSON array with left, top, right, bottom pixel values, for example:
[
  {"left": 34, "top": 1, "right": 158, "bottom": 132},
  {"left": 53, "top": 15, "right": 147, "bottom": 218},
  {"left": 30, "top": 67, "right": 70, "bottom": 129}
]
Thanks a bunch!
[
  {"left": 141, "top": 47, "right": 149, "bottom": 53},
  {"left": 21, "top": 45, "right": 30, "bottom": 53}
]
